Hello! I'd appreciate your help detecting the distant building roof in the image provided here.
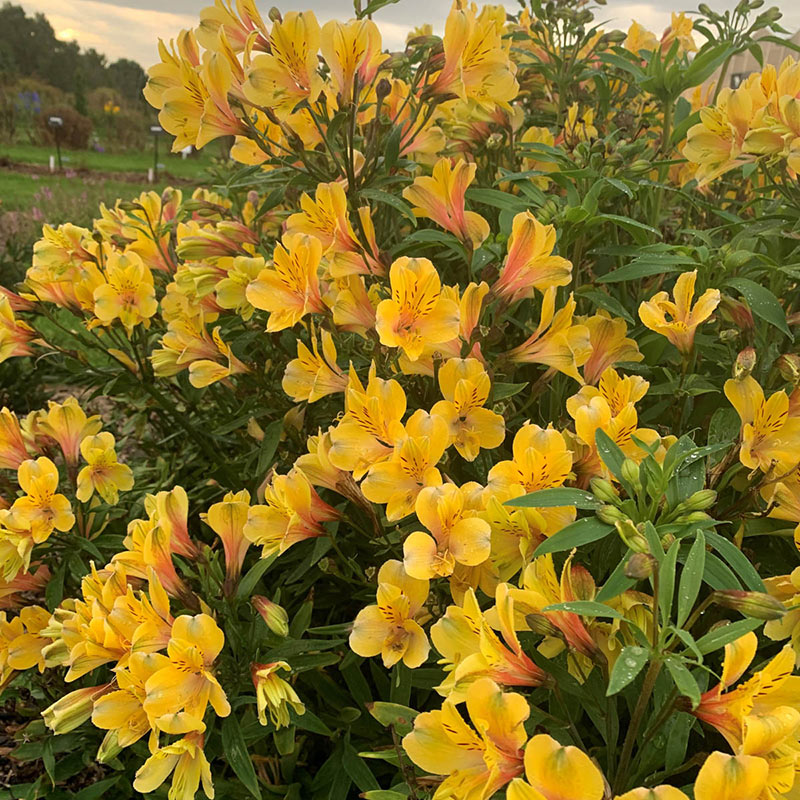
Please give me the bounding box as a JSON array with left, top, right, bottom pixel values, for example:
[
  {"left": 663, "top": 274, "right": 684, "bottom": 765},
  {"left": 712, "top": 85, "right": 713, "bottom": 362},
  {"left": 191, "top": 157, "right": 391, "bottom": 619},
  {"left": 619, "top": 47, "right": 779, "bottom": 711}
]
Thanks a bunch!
[{"left": 714, "top": 30, "right": 800, "bottom": 89}]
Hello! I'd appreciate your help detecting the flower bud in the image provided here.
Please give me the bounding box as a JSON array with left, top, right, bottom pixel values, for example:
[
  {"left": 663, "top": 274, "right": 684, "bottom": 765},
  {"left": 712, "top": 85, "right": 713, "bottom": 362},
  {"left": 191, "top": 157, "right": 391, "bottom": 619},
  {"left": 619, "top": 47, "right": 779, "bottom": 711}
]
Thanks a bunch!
[
  {"left": 590, "top": 478, "right": 619, "bottom": 504},
  {"left": 252, "top": 595, "right": 290, "bottom": 637},
  {"left": 625, "top": 552, "right": 656, "bottom": 579},
  {"left": 43, "top": 684, "right": 111, "bottom": 734},
  {"left": 376, "top": 78, "right": 392, "bottom": 102},
  {"left": 733, "top": 347, "right": 757, "bottom": 379},
  {"left": 777, "top": 353, "right": 800, "bottom": 385},
  {"left": 675, "top": 511, "right": 712, "bottom": 524},
  {"left": 597, "top": 504, "right": 626, "bottom": 524},
  {"left": 97, "top": 730, "right": 123, "bottom": 763},
  {"left": 684, "top": 489, "right": 717, "bottom": 512},
  {"left": 615, "top": 519, "right": 649, "bottom": 554},
  {"left": 620, "top": 459, "right": 641, "bottom": 490},
  {"left": 268, "top": 6, "right": 282, "bottom": 22},
  {"left": 720, "top": 296, "right": 754, "bottom": 331},
  {"left": 712, "top": 590, "right": 786, "bottom": 620}
]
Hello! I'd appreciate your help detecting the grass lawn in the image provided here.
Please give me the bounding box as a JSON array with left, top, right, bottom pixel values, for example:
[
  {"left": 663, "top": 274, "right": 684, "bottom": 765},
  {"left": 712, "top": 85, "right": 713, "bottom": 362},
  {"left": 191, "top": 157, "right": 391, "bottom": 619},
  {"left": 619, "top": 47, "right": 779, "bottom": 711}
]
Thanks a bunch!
[{"left": 0, "top": 141, "right": 227, "bottom": 180}]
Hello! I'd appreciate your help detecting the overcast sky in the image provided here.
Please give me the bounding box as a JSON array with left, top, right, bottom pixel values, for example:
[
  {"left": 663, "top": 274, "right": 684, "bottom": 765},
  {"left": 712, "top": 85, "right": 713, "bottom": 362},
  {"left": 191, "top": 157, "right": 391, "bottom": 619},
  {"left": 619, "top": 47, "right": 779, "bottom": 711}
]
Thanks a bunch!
[{"left": 20, "top": 0, "right": 800, "bottom": 69}]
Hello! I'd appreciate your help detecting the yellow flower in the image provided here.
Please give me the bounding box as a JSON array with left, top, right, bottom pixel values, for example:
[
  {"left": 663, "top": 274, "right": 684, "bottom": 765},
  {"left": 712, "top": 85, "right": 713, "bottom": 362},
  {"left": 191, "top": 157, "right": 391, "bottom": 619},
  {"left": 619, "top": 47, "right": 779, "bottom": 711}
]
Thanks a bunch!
[
  {"left": 246, "top": 233, "right": 326, "bottom": 331},
  {"left": 38, "top": 396, "right": 102, "bottom": 465},
  {"left": 243, "top": 11, "right": 323, "bottom": 119},
  {"left": 493, "top": 212, "right": 572, "bottom": 303},
  {"left": 661, "top": 11, "right": 697, "bottom": 54},
  {"left": 350, "top": 560, "right": 430, "bottom": 669},
  {"left": 201, "top": 489, "right": 251, "bottom": 588},
  {"left": 214, "top": 255, "right": 265, "bottom": 320},
  {"left": 430, "top": 357, "right": 505, "bottom": 461},
  {"left": 320, "top": 18, "right": 387, "bottom": 104},
  {"left": 282, "top": 328, "right": 347, "bottom": 403},
  {"left": 375, "top": 257, "right": 460, "bottom": 362},
  {"left": 402, "top": 158, "right": 489, "bottom": 248},
  {"left": 506, "top": 289, "right": 591, "bottom": 383},
  {"left": 76, "top": 432, "right": 134, "bottom": 505},
  {"left": 519, "top": 126, "right": 558, "bottom": 189},
  {"left": 143, "top": 613, "right": 230, "bottom": 734},
  {"left": 7, "top": 457, "right": 74, "bottom": 543},
  {"left": 0, "top": 605, "right": 50, "bottom": 688},
  {"left": 402, "top": 677, "right": 527, "bottom": 799},
  {"left": 506, "top": 734, "right": 605, "bottom": 800},
  {"left": 133, "top": 731, "right": 214, "bottom": 800},
  {"left": 0, "top": 407, "right": 32, "bottom": 471},
  {"left": 580, "top": 311, "right": 643, "bottom": 385},
  {"left": 243, "top": 469, "right": 339, "bottom": 558},
  {"left": 639, "top": 271, "right": 720, "bottom": 354},
  {"left": 693, "top": 752, "right": 769, "bottom": 800},
  {"left": 564, "top": 103, "right": 598, "bottom": 144},
  {"left": 616, "top": 788, "right": 689, "bottom": 800},
  {"left": 725, "top": 375, "right": 800, "bottom": 473},
  {"left": 361, "top": 410, "right": 449, "bottom": 521},
  {"left": 0, "top": 295, "right": 35, "bottom": 363},
  {"left": 93, "top": 250, "right": 158, "bottom": 331},
  {"left": 624, "top": 21, "right": 658, "bottom": 55},
  {"left": 251, "top": 661, "right": 305, "bottom": 727},
  {"left": 404, "top": 484, "right": 491, "bottom": 580},
  {"left": 42, "top": 683, "right": 112, "bottom": 734}
]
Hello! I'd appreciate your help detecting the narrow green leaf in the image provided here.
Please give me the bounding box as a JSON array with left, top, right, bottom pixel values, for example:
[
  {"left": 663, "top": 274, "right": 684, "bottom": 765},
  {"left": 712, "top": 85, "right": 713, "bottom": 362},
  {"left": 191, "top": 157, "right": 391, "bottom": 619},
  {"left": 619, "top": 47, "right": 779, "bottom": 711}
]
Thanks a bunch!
[
  {"left": 236, "top": 552, "right": 279, "bottom": 599},
  {"left": 367, "top": 702, "right": 418, "bottom": 736},
  {"left": 532, "top": 517, "right": 613, "bottom": 557},
  {"left": 543, "top": 600, "right": 624, "bottom": 620},
  {"left": 492, "top": 382, "right": 528, "bottom": 401},
  {"left": 257, "top": 419, "right": 283, "bottom": 477},
  {"left": 222, "top": 716, "right": 262, "bottom": 799},
  {"left": 505, "top": 488, "right": 602, "bottom": 510},
  {"left": 342, "top": 742, "right": 380, "bottom": 792},
  {"left": 726, "top": 277, "right": 792, "bottom": 340},
  {"left": 361, "top": 188, "right": 416, "bottom": 226},
  {"left": 595, "top": 429, "right": 627, "bottom": 481},
  {"left": 677, "top": 531, "right": 706, "bottom": 627},
  {"left": 606, "top": 645, "right": 650, "bottom": 695},
  {"left": 705, "top": 531, "right": 766, "bottom": 592},
  {"left": 664, "top": 656, "right": 701, "bottom": 709},
  {"left": 695, "top": 619, "right": 763, "bottom": 654},
  {"left": 658, "top": 539, "right": 680, "bottom": 623}
]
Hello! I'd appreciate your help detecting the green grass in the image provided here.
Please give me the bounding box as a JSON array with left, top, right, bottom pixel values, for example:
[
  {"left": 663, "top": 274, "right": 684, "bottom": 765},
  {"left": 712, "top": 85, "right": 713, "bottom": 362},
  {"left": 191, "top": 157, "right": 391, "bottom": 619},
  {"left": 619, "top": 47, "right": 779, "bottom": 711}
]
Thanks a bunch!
[{"left": 1, "top": 141, "right": 225, "bottom": 180}]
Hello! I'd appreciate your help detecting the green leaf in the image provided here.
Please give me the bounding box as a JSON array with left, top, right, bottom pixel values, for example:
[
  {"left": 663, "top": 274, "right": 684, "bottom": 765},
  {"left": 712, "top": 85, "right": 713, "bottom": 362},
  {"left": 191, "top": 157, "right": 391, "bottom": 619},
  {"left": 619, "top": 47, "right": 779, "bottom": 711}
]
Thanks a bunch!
[
  {"left": 577, "top": 287, "right": 634, "bottom": 324},
  {"left": 677, "top": 531, "right": 706, "bottom": 627},
  {"left": 597, "top": 261, "right": 680, "bottom": 283},
  {"left": 367, "top": 702, "right": 418, "bottom": 736},
  {"left": 236, "top": 552, "right": 279, "bottom": 599},
  {"left": 695, "top": 618, "right": 763, "bottom": 655},
  {"left": 664, "top": 656, "right": 701, "bottom": 709},
  {"left": 726, "top": 277, "right": 792, "bottom": 340},
  {"left": 72, "top": 778, "right": 121, "bottom": 800},
  {"left": 595, "top": 429, "right": 627, "bottom": 483},
  {"left": 505, "top": 488, "right": 602, "bottom": 510},
  {"left": 597, "top": 553, "right": 637, "bottom": 602},
  {"left": 343, "top": 742, "right": 380, "bottom": 792},
  {"left": 659, "top": 539, "right": 680, "bottom": 623},
  {"left": 532, "top": 517, "right": 614, "bottom": 557},
  {"left": 466, "top": 187, "right": 527, "bottom": 212},
  {"left": 222, "top": 715, "right": 262, "bottom": 799},
  {"left": 363, "top": 792, "right": 409, "bottom": 800},
  {"left": 257, "top": 419, "right": 283, "bottom": 477},
  {"left": 492, "top": 382, "right": 528, "bottom": 401},
  {"left": 361, "top": 188, "right": 416, "bottom": 227},
  {"left": 607, "top": 645, "right": 650, "bottom": 695},
  {"left": 543, "top": 600, "right": 624, "bottom": 620},
  {"left": 705, "top": 531, "right": 766, "bottom": 592}
]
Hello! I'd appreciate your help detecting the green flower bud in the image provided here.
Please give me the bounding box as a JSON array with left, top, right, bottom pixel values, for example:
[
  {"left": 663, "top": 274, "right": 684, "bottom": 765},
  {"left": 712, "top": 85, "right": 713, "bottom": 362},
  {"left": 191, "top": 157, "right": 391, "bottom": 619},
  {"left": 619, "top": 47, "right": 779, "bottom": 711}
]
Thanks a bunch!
[
  {"left": 712, "top": 590, "right": 786, "bottom": 620},
  {"left": 590, "top": 478, "right": 619, "bottom": 504},
  {"left": 684, "top": 489, "right": 717, "bottom": 512},
  {"left": 597, "top": 505, "right": 626, "bottom": 524},
  {"left": 625, "top": 553, "right": 656, "bottom": 579},
  {"left": 252, "top": 595, "right": 290, "bottom": 637},
  {"left": 620, "top": 459, "right": 641, "bottom": 490},
  {"left": 615, "top": 519, "right": 649, "bottom": 554}
]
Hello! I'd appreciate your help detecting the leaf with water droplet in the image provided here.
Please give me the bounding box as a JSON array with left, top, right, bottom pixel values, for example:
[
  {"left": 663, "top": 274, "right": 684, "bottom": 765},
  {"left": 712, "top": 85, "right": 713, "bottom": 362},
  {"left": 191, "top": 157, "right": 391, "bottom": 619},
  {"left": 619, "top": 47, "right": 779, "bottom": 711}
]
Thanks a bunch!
[{"left": 607, "top": 645, "right": 650, "bottom": 696}]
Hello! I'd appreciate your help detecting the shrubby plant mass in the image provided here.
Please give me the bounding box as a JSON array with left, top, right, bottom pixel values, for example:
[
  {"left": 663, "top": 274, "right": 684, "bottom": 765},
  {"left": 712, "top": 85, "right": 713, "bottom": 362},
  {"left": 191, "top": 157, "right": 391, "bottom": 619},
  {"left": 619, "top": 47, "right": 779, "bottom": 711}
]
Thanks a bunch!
[{"left": 5, "top": 0, "right": 800, "bottom": 797}]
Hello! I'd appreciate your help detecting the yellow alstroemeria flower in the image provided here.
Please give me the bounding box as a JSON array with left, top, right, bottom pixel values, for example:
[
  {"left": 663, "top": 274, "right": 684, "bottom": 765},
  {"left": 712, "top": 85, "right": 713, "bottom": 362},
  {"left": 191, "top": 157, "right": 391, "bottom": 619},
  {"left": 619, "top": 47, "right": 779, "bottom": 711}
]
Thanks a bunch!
[
  {"left": 639, "top": 271, "right": 720, "bottom": 355},
  {"left": 661, "top": 11, "right": 697, "bottom": 54},
  {"left": 246, "top": 233, "right": 326, "bottom": 332},
  {"left": 38, "top": 396, "right": 102, "bottom": 465},
  {"left": 0, "top": 605, "right": 50, "bottom": 689},
  {"left": 0, "top": 407, "right": 30, "bottom": 471},
  {"left": 243, "top": 10, "right": 323, "bottom": 119},
  {"left": 564, "top": 103, "right": 598, "bottom": 144},
  {"left": 214, "top": 255, "right": 265, "bottom": 320},
  {"left": 361, "top": 410, "right": 449, "bottom": 521},
  {"left": 375, "top": 257, "right": 460, "bottom": 362},
  {"left": 328, "top": 363, "right": 407, "bottom": 479},
  {"left": 0, "top": 295, "right": 35, "bottom": 363},
  {"left": 693, "top": 751, "right": 769, "bottom": 800},
  {"left": 251, "top": 660, "right": 305, "bottom": 728},
  {"left": 93, "top": 250, "right": 158, "bottom": 332},
  {"left": 350, "top": 559, "right": 430, "bottom": 669},
  {"left": 201, "top": 489, "right": 251, "bottom": 588},
  {"left": 430, "top": 358, "right": 505, "bottom": 461},
  {"left": 493, "top": 212, "right": 572, "bottom": 304},
  {"left": 506, "top": 734, "right": 605, "bottom": 800},
  {"left": 282, "top": 328, "right": 348, "bottom": 403},
  {"left": 724, "top": 375, "right": 800, "bottom": 473},
  {"left": 143, "top": 613, "right": 230, "bottom": 734},
  {"left": 402, "top": 158, "right": 489, "bottom": 248},
  {"left": 520, "top": 126, "right": 559, "bottom": 189},
  {"left": 616, "top": 787, "right": 689, "bottom": 800},
  {"left": 624, "top": 21, "right": 658, "bottom": 55},
  {"left": 580, "top": 311, "right": 643, "bottom": 385},
  {"left": 7, "top": 457, "right": 74, "bottom": 543},
  {"left": 404, "top": 484, "right": 491, "bottom": 580},
  {"left": 320, "top": 18, "right": 387, "bottom": 104},
  {"left": 76, "top": 432, "right": 134, "bottom": 505},
  {"left": 243, "top": 469, "right": 339, "bottom": 558},
  {"left": 402, "top": 677, "right": 527, "bottom": 800},
  {"left": 133, "top": 731, "right": 214, "bottom": 800},
  {"left": 506, "top": 288, "right": 591, "bottom": 383},
  {"left": 431, "top": 586, "right": 550, "bottom": 703}
]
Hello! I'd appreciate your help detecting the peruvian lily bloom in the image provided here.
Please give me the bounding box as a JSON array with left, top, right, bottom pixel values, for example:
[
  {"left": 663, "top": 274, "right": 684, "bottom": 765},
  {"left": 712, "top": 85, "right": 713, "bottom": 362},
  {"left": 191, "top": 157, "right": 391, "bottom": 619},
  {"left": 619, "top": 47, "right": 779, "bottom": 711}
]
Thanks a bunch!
[
  {"left": 188, "top": 326, "right": 250, "bottom": 389},
  {"left": 493, "top": 212, "right": 572, "bottom": 303},
  {"left": 580, "top": 311, "right": 643, "bottom": 385},
  {"left": 143, "top": 613, "right": 230, "bottom": 733},
  {"left": 506, "top": 734, "right": 605, "bottom": 800},
  {"left": 145, "top": 485, "right": 199, "bottom": 560},
  {"left": 431, "top": 586, "right": 550, "bottom": 702},
  {"left": 0, "top": 605, "right": 50, "bottom": 683},
  {"left": 201, "top": 489, "right": 251, "bottom": 589},
  {"left": 0, "top": 408, "right": 31, "bottom": 471},
  {"left": 375, "top": 257, "right": 460, "bottom": 362},
  {"left": 328, "top": 363, "right": 407, "bottom": 479},
  {"left": 133, "top": 731, "right": 214, "bottom": 800},
  {"left": 402, "top": 677, "right": 528, "bottom": 800},
  {"left": 246, "top": 233, "right": 326, "bottom": 331},
  {"left": 243, "top": 10, "right": 323, "bottom": 119},
  {"left": 76, "top": 433, "right": 134, "bottom": 505},
  {"left": 616, "top": 788, "right": 689, "bottom": 800},
  {"left": 8, "top": 457, "right": 74, "bottom": 543},
  {"left": 361, "top": 410, "right": 449, "bottom": 521},
  {"left": 404, "top": 483, "right": 491, "bottom": 580},
  {"left": 638, "top": 270, "right": 720, "bottom": 355},
  {"left": 724, "top": 375, "right": 800, "bottom": 473},
  {"left": 282, "top": 327, "right": 348, "bottom": 403},
  {"left": 402, "top": 158, "right": 489, "bottom": 248},
  {"left": 693, "top": 751, "right": 769, "bottom": 800},
  {"left": 350, "top": 560, "right": 430, "bottom": 669},
  {"left": 0, "top": 296, "right": 35, "bottom": 363},
  {"left": 243, "top": 469, "right": 339, "bottom": 558},
  {"left": 38, "top": 396, "right": 102, "bottom": 465},
  {"left": 320, "top": 18, "right": 387, "bottom": 104},
  {"left": 93, "top": 251, "right": 159, "bottom": 332},
  {"left": 430, "top": 358, "right": 505, "bottom": 461},
  {"left": 506, "top": 289, "right": 591, "bottom": 383},
  {"left": 252, "top": 661, "right": 305, "bottom": 728}
]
